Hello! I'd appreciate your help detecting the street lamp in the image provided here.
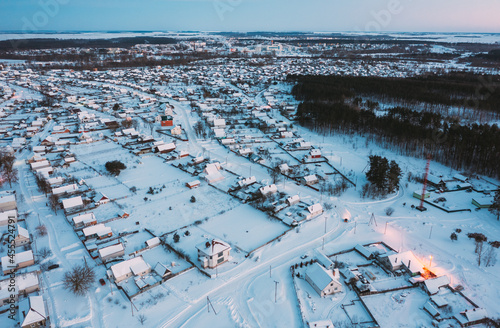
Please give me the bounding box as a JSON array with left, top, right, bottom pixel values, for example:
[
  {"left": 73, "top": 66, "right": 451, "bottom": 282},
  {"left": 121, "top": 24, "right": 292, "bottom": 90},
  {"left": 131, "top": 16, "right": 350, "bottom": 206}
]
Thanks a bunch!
[{"left": 429, "top": 255, "right": 433, "bottom": 268}]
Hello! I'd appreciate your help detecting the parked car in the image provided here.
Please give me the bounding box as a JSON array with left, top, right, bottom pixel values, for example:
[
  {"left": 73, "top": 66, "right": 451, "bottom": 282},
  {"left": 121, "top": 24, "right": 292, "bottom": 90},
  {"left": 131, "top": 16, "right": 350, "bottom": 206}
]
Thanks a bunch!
[
  {"left": 47, "top": 264, "right": 59, "bottom": 271},
  {"left": 99, "top": 278, "right": 106, "bottom": 286}
]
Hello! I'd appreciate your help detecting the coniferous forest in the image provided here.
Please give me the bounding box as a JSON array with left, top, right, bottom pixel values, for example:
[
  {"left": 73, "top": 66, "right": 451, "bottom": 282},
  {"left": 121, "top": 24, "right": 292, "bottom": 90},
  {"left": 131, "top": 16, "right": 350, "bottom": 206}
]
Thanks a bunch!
[{"left": 289, "top": 74, "right": 500, "bottom": 178}]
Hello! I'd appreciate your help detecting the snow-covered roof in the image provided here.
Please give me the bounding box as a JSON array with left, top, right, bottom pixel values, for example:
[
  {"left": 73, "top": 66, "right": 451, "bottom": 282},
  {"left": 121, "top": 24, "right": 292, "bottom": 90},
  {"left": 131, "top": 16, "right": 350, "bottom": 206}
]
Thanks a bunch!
[
  {"left": 62, "top": 196, "right": 83, "bottom": 210},
  {"left": 146, "top": 237, "right": 160, "bottom": 248},
  {"left": 306, "top": 262, "right": 336, "bottom": 290},
  {"left": 17, "top": 224, "right": 29, "bottom": 239},
  {"left": 98, "top": 243, "right": 124, "bottom": 259},
  {"left": 2, "top": 250, "right": 34, "bottom": 273},
  {"left": 0, "top": 272, "right": 38, "bottom": 301},
  {"left": 156, "top": 142, "right": 176, "bottom": 152},
  {"left": 303, "top": 174, "right": 318, "bottom": 182},
  {"left": 308, "top": 203, "right": 323, "bottom": 214},
  {"left": 424, "top": 275, "right": 450, "bottom": 295},
  {"left": 72, "top": 212, "right": 96, "bottom": 225},
  {"left": 111, "top": 256, "right": 150, "bottom": 279},
  {"left": 196, "top": 239, "right": 231, "bottom": 256},
  {"left": 386, "top": 251, "right": 424, "bottom": 274},
  {"left": 52, "top": 183, "right": 79, "bottom": 195},
  {"left": 19, "top": 296, "right": 46, "bottom": 327},
  {"left": 260, "top": 184, "right": 278, "bottom": 195},
  {"left": 463, "top": 308, "right": 487, "bottom": 322},
  {"left": 154, "top": 262, "right": 171, "bottom": 277},
  {"left": 82, "top": 223, "right": 111, "bottom": 237},
  {"left": 0, "top": 209, "right": 17, "bottom": 225}
]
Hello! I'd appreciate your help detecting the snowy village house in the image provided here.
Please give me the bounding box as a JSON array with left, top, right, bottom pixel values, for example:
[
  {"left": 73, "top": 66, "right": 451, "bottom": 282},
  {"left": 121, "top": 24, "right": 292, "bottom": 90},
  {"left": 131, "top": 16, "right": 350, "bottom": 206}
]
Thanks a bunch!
[
  {"left": 110, "top": 256, "right": 151, "bottom": 283},
  {"left": 0, "top": 272, "right": 39, "bottom": 305},
  {"left": 305, "top": 262, "right": 342, "bottom": 297},
  {"left": 18, "top": 295, "right": 48, "bottom": 328},
  {"left": 196, "top": 239, "right": 231, "bottom": 269},
  {"left": 98, "top": 243, "right": 125, "bottom": 262},
  {"left": 1, "top": 250, "right": 35, "bottom": 275},
  {"left": 0, "top": 191, "right": 17, "bottom": 212}
]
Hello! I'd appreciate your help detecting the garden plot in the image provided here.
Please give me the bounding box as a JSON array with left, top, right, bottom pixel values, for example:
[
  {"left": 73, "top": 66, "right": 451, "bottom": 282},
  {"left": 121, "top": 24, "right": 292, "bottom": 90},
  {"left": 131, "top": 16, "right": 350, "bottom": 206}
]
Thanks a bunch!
[
  {"left": 71, "top": 140, "right": 138, "bottom": 171},
  {"left": 63, "top": 161, "right": 101, "bottom": 180},
  {"left": 330, "top": 250, "right": 372, "bottom": 267},
  {"left": 140, "top": 245, "right": 193, "bottom": 275},
  {"left": 362, "top": 288, "right": 432, "bottom": 327},
  {"left": 114, "top": 183, "right": 241, "bottom": 235},
  {"left": 197, "top": 204, "right": 289, "bottom": 252},
  {"left": 117, "top": 156, "right": 193, "bottom": 190},
  {"left": 427, "top": 190, "right": 476, "bottom": 212}
]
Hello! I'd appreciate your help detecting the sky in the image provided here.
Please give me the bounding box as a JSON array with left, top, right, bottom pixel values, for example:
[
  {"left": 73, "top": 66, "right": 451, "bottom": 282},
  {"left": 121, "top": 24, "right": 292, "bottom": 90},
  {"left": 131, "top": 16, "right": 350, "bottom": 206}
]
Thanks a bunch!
[{"left": 0, "top": 0, "right": 499, "bottom": 33}]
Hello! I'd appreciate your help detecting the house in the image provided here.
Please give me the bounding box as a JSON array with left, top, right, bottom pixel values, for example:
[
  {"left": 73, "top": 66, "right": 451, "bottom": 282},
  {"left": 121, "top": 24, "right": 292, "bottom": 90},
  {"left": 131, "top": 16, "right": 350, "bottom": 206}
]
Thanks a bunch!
[
  {"left": 196, "top": 239, "right": 231, "bottom": 269},
  {"left": 82, "top": 224, "right": 112, "bottom": 240},
  {"left": 259, "top": 184, "right": 278, "bottom": 196},
  {"left": 110, "top": 256, "right": 151, "bottom": 282},
  {"left": 286, "top": 195, "right": 300, "bottom": 206},
  {"left": 213, "top": 118, "right": 226, "bottom": 128},
  {"left": 0, "top": 272, "right": 39, "bottom": 305},
  {"left": 413, "top": 190, "right": 430, "bottom": 200},
  {"left": 18, "top": 296, "right": 47, "bottom": 328},
  {"left": 379, "top": 251, "right": 425, "bottom": 276},
  {"left": 171, "top": 125, "right": 182, "bottom": 136},
  {"left": 472, "top": 196, "right": 494, "bottom": 209},
  {"left": 61, "top": 196, "right": 84, "bottom": 213},
  {"left": 427, "top": 175, "right": 445, "bottom": 189},
  {"left": 204, "top": 163, "right": 224, "bottom": 183},
  {"left": 305, "top": 262, "right": 342, "bottom": 297},
  {"left": 424, "top": 275, "right": 450, "bottom": 295},
  {"left": 1, "top": 250, "right": 35, "bottom": 274},
  {"left": 154, "top": 142, "right": 176, "bottom": 153},
  {"left": 186, "top": 180, "right": 201, "bottom": 189},
  {"left": 309, "top": 148, "right": 322, "bottom": 159},
  {"left": 146, "top": 237, "right": 160, "bottom": 249},
  {"left": 0, "top": 191, "right": 17, "bottom": 212},
  {"left": 94, "top": 192, "right": 110, "bottom": 205},
  {"left": 306, "top": 203, "right": 323, "bottom": 220},
  {"left": 14, "top": 225, "right": 30, "bottom": 246},
  {"left": 314, "top": 250, "right": 334, "bottom": 271},
  {"left": 158, "top": 115, "right": 173, "bottom": 127},
  {"left": 454, "top": 308, "right": 488, "bottom": 327},
  {"left": 237, "top": 176, "right": 256, "bottom": 188},
  {"left": 214, "top": 128, "right": 226, "bottom": 139},
  {"left": 153, "top": 262, "right": 172, "bottom": 279},
  {"left": 0, "top": 209, "right": 17, "bottom": 226},
  {"left": 98, "top": 243, "right": 125, "bottom": 262},
  {"left": 303, "top": 174, "right": 319, "bottom": 186},
  {"left": 52, "top": 183, "right": 79, "bottom": 196},
  {"left": 71, "top": 212, "right": 97, "bottom": 228}
]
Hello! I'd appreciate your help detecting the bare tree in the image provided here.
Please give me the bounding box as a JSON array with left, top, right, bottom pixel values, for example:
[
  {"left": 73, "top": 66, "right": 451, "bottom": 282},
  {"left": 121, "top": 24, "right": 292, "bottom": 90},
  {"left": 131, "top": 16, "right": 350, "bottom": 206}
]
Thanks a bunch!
[
  {"left": 36, "top": 225, "right": 48, "bottom": 237},
  {"left": 49, "top": 194, "right": 59, "bottom": 213},
  {"left": 38, "top": 247, "right": 52, "bottom": 259},
  {"left": 63, "top": 263, "right": 96, "bottom": 296},
  {"left": 137, "top": 314, "right": 147, "bottom": 325},
  {"left": 484, "top": 244, "right": 497, "bottom": 267},
  {"left": 475, "top": 239, "right": 484, "bottom": 266}
]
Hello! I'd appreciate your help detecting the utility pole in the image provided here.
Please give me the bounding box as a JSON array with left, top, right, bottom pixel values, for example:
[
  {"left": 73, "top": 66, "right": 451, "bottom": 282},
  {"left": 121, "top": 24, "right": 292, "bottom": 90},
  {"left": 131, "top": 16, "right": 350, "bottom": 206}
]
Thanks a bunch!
[
  {"left": 429, "top": 226, "right": 433, "bottom": 239},
  {"left": 274, "top": 281, "right": 279, "bottom": 303},
  {"left": 269, "top": 265, "right": 272, "bottom": 278},
  {"left": 354, "top": 221, "right": 357, "bottom": 234}
]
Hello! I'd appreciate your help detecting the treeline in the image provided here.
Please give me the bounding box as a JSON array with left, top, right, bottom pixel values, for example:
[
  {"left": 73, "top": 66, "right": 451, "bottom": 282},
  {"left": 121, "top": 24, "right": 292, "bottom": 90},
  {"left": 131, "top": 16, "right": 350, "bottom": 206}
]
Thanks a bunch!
[
  {"left": 0, "top": 37, "right": 178, "bottom": 51},
  {"left": 296, "top": 102, "right": 500, "bottom": 178},
  {"left": 288, "top": 74, "right": 500, "bottom": 113}
]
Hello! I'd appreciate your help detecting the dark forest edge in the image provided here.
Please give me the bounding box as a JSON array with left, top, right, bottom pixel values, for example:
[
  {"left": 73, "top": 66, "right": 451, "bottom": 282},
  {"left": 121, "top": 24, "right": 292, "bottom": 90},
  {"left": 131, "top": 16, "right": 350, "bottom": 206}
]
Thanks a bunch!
[{"left": 288, "top": 74, "right": 500, "bottom": 179}]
